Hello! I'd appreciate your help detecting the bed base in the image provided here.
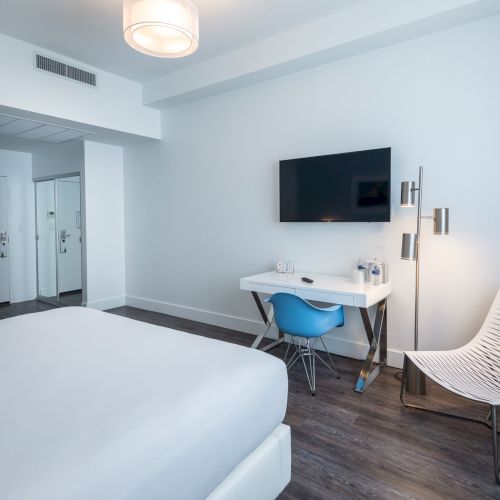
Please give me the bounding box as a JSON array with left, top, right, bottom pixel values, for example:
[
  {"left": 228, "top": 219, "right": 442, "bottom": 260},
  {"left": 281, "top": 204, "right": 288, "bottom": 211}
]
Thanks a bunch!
[{"left": 208, "top": 424, "right": 291, "bottom": 500}]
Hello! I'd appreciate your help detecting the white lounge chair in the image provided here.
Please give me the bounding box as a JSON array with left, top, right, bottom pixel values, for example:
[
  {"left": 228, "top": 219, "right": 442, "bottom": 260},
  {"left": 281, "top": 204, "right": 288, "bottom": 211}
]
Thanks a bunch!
[{"left": 400, "top": 289, "right": 500, "bottom": 483}]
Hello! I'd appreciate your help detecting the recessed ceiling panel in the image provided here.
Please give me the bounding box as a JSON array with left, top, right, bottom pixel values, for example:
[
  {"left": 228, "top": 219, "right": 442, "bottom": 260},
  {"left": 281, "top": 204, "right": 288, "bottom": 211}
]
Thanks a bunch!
[
  {"left": 42, "top": 129, "right": 91, "bottom": 143},
  {"left": 0, "top": 112, "right": 94, "bottom": 145},
  {"left": 0, "top": 119, "right": 41, "bottom": 136},
  {"left": 17, "top": 124, "right": 68, "bottom": 139}
]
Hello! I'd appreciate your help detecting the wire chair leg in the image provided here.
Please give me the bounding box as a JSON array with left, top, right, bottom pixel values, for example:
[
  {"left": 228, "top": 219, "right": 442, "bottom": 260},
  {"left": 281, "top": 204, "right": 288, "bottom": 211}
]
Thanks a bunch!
[
  {"left": 307, "top": 339, "right": 317, "bottom": 396},
  {"left": 286, "top": 346, "right": 300, "bottom": 370},
  {"left": 300, "top": 341, "right": 315, "bottom": 396},
  {"left": 286, "top": 350, "right": 300, "bottom": 370},
  {"left": 283, "top": 336, "right": 292, "bottom": 364},
  {"left": 310, "top": 341, "right": 316, "bottom": 395},
  {"left": 287, "top": 337, "right": 339, "bottom": 396},
  {"left": 492, "top": 406, "right": 500, "bottom": 485},
  {"left": 316, "top": 336, "right": 340, "bottom": 378},
  {"left": 286, "top": 337, "right": 301, "bottom": 371},
  {"left": 287, "top": 337, "right": 316, "bottom": 395}
]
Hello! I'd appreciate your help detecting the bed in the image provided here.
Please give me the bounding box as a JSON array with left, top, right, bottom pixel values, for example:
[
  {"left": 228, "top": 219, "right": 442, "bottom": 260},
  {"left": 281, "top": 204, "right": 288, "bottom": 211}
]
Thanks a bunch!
[{"left": 0, "top": 307, "right": 291, "bottom": 500}]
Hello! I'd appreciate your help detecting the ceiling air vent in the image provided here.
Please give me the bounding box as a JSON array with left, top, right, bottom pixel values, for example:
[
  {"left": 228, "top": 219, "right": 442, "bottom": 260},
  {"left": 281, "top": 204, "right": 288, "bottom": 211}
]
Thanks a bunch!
[{"left": 35, "top": 54, "right": 96, "bottom": 87}]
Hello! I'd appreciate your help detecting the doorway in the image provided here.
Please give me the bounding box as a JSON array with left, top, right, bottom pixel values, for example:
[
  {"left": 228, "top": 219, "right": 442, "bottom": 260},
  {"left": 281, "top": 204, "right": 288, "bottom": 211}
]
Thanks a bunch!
[{"left": 35, "top": 174, "right": 83, "bottom": 306}]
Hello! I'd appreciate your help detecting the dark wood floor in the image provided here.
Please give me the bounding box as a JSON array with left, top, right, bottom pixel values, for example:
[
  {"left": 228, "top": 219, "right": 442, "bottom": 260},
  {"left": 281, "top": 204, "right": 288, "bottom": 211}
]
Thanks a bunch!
[
  {"left": 0, "top": 299, "right": 55, "bottom": 319},
  {"left": 58, "top": 291, "right": 83, "bottom": 307},
  {"left": 1, "top": 300, "right": 498, "bottom": 499}
]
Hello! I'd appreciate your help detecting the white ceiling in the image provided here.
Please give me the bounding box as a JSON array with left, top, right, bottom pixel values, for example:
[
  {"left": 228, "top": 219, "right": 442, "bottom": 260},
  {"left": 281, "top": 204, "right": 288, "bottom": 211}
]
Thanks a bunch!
[{"left": 0, "top": 0, "right": 365, "bottom": 83}]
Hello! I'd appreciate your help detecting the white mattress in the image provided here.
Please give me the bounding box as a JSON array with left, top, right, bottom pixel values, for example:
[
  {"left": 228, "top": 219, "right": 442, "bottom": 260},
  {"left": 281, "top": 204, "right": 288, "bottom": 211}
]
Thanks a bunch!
[{"left": 0, "top": 307, "right": 288, "bottom": 500}]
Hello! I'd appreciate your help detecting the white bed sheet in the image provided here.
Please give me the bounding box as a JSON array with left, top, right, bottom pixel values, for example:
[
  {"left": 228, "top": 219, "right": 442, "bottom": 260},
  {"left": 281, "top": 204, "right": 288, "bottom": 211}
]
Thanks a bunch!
[{"left": 0, "top": 307, "right": 288, "bottom": 500}]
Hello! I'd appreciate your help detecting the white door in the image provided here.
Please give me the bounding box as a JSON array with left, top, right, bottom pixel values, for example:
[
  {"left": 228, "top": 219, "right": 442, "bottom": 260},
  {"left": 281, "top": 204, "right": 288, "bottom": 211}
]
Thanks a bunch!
[
  {"left": 0, "top": 176, "right": 10, "bottom": 303},
  {"left": 57, "top": 177, "right": 82, "bottom": 294}
]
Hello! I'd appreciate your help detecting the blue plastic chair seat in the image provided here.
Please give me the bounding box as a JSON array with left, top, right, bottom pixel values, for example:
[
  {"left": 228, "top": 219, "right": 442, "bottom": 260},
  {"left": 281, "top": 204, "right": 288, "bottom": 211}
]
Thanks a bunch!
[{"left": 265, "top": 293, "right": 344, "bottom": 338}]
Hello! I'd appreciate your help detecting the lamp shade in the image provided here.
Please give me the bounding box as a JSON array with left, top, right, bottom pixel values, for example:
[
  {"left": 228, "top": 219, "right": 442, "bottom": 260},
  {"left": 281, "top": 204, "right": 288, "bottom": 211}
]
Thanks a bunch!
[
  {"left": 433, "top": 208, "right": 449, "bottom": 235},
  {"left": 123, "top": 0, "right": 199, "bottom": 58},
  {"left": 401, "top": 233, "right": 417, "bottom": 260},
  {"left": 400, "top": 181, "right": 416, "bottom": 207}
]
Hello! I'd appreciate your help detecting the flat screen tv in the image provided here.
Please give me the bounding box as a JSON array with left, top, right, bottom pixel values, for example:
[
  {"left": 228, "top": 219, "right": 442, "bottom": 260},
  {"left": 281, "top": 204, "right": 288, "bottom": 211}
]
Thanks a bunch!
[{"left": 279, "top": 147, "right": 391, "bottom": 222}]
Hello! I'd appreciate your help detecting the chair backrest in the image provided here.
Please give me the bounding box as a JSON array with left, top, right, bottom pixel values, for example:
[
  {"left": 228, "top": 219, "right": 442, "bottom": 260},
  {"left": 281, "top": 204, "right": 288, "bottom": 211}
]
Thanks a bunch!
[{"left": 267, "top": 293, "right": 344, "bottom": 338}]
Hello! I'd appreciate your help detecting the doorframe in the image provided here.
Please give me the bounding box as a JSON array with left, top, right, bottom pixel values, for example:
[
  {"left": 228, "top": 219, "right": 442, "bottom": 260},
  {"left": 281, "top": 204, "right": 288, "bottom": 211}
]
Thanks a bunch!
[
  {"left": 34, "top": 172, "right": 83, "bottom": 306},
  {"left": 0, "top": 175, "right": 10, "bottom": 304}
]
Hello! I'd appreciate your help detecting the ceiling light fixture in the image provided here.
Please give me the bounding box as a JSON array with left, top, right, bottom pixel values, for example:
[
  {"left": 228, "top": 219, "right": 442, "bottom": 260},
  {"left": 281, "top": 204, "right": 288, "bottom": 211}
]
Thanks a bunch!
[{"left": 123, "top": 0, "right": 199, "bottom": 58}]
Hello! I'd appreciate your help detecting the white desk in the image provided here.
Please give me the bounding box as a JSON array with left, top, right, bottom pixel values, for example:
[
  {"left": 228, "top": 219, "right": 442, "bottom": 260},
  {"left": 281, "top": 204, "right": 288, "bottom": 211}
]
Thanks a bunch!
[{"left": 240, "top": 271, "right": 392, "bottom": 393}]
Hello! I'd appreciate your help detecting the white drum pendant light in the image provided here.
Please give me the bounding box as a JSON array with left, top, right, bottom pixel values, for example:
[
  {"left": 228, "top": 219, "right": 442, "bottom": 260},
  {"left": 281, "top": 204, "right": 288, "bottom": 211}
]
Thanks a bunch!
[{"left": 123, "top": 0, "right": 199, "bottom": 58}]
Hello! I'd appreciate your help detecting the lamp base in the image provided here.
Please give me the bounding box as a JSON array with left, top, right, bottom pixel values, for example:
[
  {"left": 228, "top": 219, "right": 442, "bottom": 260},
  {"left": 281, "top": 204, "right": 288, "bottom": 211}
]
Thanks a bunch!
[{"left": 405, "top": 361, "right": 427, "bottom": 395}]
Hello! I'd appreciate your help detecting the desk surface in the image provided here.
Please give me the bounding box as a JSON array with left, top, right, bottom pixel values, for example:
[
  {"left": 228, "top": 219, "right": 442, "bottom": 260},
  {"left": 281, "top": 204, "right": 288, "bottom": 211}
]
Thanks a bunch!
[{"left": 240, "top": 271, "right": 391, "bottom": 308}]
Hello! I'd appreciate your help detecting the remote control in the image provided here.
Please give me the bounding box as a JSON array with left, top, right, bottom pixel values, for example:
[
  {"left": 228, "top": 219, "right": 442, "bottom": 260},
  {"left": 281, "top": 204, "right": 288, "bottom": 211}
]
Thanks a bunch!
[{"left": 301, "top": 277, "right": 314, "bottom": 284}]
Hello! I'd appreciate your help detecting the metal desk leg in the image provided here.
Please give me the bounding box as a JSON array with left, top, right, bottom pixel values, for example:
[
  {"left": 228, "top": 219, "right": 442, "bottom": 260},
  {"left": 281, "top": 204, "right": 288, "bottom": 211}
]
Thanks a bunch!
[
  {"left": 354, "top": 299, "right": 387, "bottom": 393},
  {"left": 250, "top": 291, "right": 285, "bottom": 352}
]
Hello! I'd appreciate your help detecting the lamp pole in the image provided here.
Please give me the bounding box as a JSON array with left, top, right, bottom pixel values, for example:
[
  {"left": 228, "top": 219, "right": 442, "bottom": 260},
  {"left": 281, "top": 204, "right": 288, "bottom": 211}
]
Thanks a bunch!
[
  {"left": 414, "top": 166, "right": 423, "bottom": 351},
  {"left": 401, "top": 167, "right": 449, "bottom": 395},
  {"left": 406, "top": 166, "right": 427, "bottom": 395}
]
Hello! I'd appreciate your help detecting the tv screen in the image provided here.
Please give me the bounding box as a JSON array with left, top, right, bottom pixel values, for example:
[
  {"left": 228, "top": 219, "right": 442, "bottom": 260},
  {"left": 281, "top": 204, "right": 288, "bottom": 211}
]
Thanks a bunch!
[{"left": 279, "top": 147, "right": 391, "bottom": 222}]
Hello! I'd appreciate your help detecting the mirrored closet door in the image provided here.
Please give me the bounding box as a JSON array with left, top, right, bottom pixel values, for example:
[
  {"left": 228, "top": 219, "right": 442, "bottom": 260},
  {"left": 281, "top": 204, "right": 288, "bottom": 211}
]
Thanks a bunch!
[{"left": 35, "top": 174, "right": 83, "bottom": 306}]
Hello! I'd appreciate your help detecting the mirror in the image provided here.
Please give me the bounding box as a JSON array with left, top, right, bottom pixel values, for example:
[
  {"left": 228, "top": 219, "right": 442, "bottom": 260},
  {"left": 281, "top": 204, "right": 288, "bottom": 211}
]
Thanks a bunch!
[
  {"left": 35, "top": 180, "right": 57, "bottom": 302},
  {"left": 35, "top": 175, "right": 83, "bottom": 306},
  {"left": 56, "top": 176, "right": 82, "bottom": 306}
]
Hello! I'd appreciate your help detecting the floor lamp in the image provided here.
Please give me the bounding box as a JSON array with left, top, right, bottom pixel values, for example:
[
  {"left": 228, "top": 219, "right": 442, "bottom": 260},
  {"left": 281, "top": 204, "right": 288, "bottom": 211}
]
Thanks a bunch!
[{"left": 400, "top": 166, "right": 449, "bottom": 395}]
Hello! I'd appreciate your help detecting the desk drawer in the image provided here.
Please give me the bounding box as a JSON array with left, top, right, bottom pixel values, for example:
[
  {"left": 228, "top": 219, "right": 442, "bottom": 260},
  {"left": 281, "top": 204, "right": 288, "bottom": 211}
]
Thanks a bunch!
[
  {"left": 251, "top": 283, "right": 296, "bottom": 296},
  {"left": 296, "top": 289, "right": 354, "bottom": 306}
]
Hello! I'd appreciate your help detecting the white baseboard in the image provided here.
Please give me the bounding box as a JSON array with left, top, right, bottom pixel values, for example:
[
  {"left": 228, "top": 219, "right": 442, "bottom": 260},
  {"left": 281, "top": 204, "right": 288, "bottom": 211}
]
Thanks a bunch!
[
  {"left": 125, "top": 295, "right": 404, "bottom": 368},
  {"left": 387, "top": 349, "right": 404, "bottom": 369},
  {"left": 126, "top": 295, "right": 266, "bottom": 334},
  {"left": 10, "top": 290, "right": 37, "bottom": 303},
  {"left": 87, "top": 295, "right": 126, "bottom": 311}
]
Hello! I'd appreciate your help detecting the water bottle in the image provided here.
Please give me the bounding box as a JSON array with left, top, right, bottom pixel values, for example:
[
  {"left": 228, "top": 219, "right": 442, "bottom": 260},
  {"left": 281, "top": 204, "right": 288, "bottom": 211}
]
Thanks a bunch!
[{"left": 371, "top": 264, "right": 382, "bottom": 286}]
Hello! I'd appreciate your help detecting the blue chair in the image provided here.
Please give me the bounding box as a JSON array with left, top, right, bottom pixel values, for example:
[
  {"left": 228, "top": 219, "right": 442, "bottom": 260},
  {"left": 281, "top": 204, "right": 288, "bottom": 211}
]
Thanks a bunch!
[{"left": 265, "top": 293, "right": 344, "bottom": 395}]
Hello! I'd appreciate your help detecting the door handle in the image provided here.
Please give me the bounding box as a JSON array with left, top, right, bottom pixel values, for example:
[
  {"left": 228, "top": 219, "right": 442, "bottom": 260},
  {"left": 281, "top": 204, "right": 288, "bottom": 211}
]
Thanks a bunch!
[
  {"left": 59, "top": 229, "right": 69, "bottom": 253},
  {"left": 0, "top": 236, "right": 7, "bottom": 259}
]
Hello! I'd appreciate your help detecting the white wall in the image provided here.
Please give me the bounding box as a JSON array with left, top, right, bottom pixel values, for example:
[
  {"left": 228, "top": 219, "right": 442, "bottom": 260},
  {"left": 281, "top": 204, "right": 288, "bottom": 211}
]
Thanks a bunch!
[
  {"left": 0, "top": 149, "right": 36, "bottom": 302},
  {"left": 84, "top": 141, "right": 125, "bottom": 310},
  {"left": 0, "top": 33, "right": 160, "bottom": 140},
  {"left": 32, "top": 141, "right": 84, "bottom": 178},
  {"left": 123, "top": 15, "right": 500, "bottom": 368},
  {"left": 32, "top": 140, "right": 126, "bottom": 309}
]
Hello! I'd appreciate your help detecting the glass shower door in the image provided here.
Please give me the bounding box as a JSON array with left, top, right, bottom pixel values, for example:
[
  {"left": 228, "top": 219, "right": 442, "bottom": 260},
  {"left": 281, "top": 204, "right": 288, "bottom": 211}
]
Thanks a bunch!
[{"left": 35, "top": 180, "right": 58, "bottom": 303}]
